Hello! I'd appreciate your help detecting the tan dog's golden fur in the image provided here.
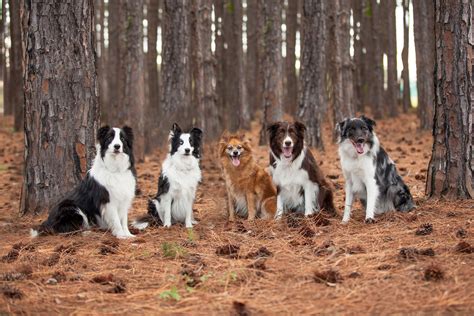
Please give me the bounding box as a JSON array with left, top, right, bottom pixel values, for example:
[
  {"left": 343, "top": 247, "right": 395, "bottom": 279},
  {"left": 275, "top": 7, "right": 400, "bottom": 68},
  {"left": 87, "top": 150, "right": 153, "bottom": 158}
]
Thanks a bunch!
[{"left": 219, "top": 133, "right": 277, "bottom": 221}]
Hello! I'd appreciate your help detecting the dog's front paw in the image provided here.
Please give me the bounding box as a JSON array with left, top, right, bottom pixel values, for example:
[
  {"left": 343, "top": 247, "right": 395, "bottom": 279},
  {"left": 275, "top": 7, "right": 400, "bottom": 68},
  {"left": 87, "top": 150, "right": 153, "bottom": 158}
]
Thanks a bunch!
[
  {"left": 115, "top": 233, "right": 135, "bottom": 239},
  {"left": 365, "top": 218, "right": 376, "bottom": 224},
  {"left": 341, "top": 219, "right": 350, "bottom": 225},
  {"left": 191, "top": 219, "right": 199, "bottom": 225},
  {"left": 163, "top": 222, "right": 172, "bottom": 228}
]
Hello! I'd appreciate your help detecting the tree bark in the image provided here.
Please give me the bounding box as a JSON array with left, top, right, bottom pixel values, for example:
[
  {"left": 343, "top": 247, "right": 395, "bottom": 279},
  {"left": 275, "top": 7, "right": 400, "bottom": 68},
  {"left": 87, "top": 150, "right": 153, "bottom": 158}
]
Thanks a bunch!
[
  {"left": 194, "top": 0, "right": 218, "bottom": 139},
  {"left": 285, "top": 0, "right": 298, "bottom": 116},
  {"left": 9, "top": 0, "right": 24, "bottom": 131},
  {"left": 161, "top": 0, "right": 191, "bottom": 132},
  {"left": 296, "top": 0, "right": 325, "bottom": 149},
  {"left": 21, "top": 0, "right": 99, "bottom": 214},
  {"left": 329, "top": 0, "right": 354, "bottom": 138},
  {"left": 386, "top": 0, "right": 398, "bottom": 117},
  {"left": 146, "top": 0, "right": 161, "bottom": 153},
  {"left": 259, "top": 0, "right": 283, "bottom": 145},
  {"left": 106, "top": 0, "right": 126, "bottom": 121},
  {"left": 222, "top": 0, "right": 248, "bottom": 131},
  {"left": 246, "top": 0, "right": 261, "bottom": 120},
  {"left": 369, "top": 0, "right": 383, "bottom": 119},
  {"left": 352, "top": 0, "right": 364, "bottom": 112},
  {"left": 413, "top": 0, "right": 435, "bottom": 130},
  {"left": 96, "top": 0, "right": 108, "bottom": 120},
  {"left": 2, "top": 0, "right": 12, "bottom": 116},
  {"left": 426, "top": 0, "right": 473, "bottom": 199},
  {"left": 401, "top": 0, "right": 412, "bottom": 112},
  {"left": 121, "top": 1, "right": 145, "bottom": 161}
]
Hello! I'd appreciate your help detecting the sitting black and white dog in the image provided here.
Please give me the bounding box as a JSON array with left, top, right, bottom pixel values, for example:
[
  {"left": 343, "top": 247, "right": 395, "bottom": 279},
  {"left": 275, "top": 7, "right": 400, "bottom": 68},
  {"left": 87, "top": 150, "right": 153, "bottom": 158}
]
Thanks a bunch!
[
  {"left": 337, "top": 116, "right": 415, "bottom": 223},
  {"left": 133, "top": 123, "right": 202, "bottom": 229},
  {"left": 31, "top": 126, "right": 137, "bottom": 238},
  {"left": 267, "top": 121, "right": 336, "bottom": 219}
]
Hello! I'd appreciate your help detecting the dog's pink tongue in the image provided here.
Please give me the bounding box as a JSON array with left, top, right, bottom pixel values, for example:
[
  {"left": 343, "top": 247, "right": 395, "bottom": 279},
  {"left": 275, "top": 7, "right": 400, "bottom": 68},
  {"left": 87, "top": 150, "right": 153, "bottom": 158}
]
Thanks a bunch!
[
  {"left": 232, "top": 156, "right": 240, "bottom": 167},
  {"left": 283, "top": 147, "right": 292, "bottom": 157},
  {"left": 355, "top": 143, "right": 364, "bottom": 154}
]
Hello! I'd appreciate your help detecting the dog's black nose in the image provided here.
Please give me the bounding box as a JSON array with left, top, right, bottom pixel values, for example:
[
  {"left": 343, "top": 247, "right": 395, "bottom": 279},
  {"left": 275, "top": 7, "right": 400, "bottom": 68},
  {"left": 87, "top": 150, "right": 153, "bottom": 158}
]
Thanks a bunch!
[
  {"left": 114, "top": 144, "right": 121, "bottom": 150},
  {"left": 233, "top": 151, "right": 239, "bottom": 156},
  {"left": 356, "top": 138, "right": 365, "bottom": 144},
  {"left": 185, "top": 148, "right": 191, "bottom": 154},
  {"left": 284, "top": 140, "right": 292, "bottom": 146}
]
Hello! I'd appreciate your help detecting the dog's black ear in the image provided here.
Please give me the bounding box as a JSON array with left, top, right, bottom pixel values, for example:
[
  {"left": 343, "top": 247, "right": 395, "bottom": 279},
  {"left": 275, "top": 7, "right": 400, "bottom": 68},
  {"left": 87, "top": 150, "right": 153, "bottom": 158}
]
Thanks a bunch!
[
  {"left": 267, "top": 122, "right": 281, "bottom": 139},
  {"left": 190, "top": 127, "right": 203, "bottom": 142},
  {"left": 190, "top": 128, "right": 203, "bottom": 158},
  {"left": 360, "top": 115, "right": 376, "bottom": 131},
  {"left": 294, "top": 121, "right": 307, "bottom": 136},
  {"left": 122, "top": 126, "right": 134, "bottom": 147},
  {"left": 336, "top": 118, "right": 350, "bottom": 137},
  {"left": 97, "top": 125, "right": 111, "bottom": 142},
  {"left": 169, "top": 123, "right": 182, "bottom": 139}
]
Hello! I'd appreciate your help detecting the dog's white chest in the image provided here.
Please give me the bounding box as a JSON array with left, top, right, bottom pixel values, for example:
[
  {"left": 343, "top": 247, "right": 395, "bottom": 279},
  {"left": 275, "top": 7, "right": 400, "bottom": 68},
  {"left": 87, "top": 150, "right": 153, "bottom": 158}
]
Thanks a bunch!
[
  {"left": 272, "top": 154, "right": 307, "bottom": 205},
  {"left": 94, "top": 169, "right": 136, "bottom": 201},
  {"left": 340, "top": 149, "right": 375, "bottom": 195}
]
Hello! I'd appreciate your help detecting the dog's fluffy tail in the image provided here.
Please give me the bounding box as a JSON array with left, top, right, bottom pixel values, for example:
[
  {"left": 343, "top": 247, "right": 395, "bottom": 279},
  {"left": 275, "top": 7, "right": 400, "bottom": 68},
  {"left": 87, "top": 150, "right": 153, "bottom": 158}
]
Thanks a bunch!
[
  {"left": 131, "top": 199, "right": 163, "bottom": 230},
  {"left": 31, "top": 200, "right": 88, "bottom": 237},
  {"left": 261, "top": 196, "right": 277, "bottom": 219}
]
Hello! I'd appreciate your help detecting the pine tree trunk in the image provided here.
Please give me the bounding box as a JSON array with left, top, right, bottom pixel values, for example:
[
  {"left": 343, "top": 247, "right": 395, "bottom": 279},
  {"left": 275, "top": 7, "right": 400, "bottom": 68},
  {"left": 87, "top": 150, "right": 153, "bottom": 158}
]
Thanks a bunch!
[
  {"left": 21, "top": 0, "right": 99, "bottom": 214},
  {"left": 259, "top": 0, "right": 283, "bottom": 145},
  {"left": 246, "top": 0, "right": 261, "bottom": 120},
  {"left": 222, "top": 0, "right": 248, "bottom": 131},
  {"left": 194, "top": 0, "right": 218, "bottom": 140},
  {"left": 386, "top": 0, "right": 398, "bottom": 117},
  {"left": 352, "top": 0, "right": 364, "bottom": 112},
  {"left": 361, "top": 0, "right": 372, "bottom": 109},
  {"left": 121, "top": 1, "right": 145, "bottom": 161},
  {"left": 146, "top": 0, "right": 161, "bottom": 153},
  {"left": 401, "top": 0, "right": 412, "bottom": 112},
  {"left": 0, "top": 0, "right": 4, "bottom": 82},
  {"left": 214, "top": 0, "right": 225, "bottom": 126},
  {"left": 296, "top": 0, "right": 325, "bottom": 149},
  {"left": 106, "top": 0, "right": 126, "bottom": 122},
  {"left": 369, "top": 0, "right": 383, "bottom": 119},
  {"left": 161, "top": 0, "right": 191, "bottom": 132},
  {"left": 2, "top": 0, "right": 12, "bottom": 116},
  {"left": 9, "top": 0, "right": 24, "bottom": 131},
  {"left": 285, "top": 0, "right": 298, "bottom": 117},
  {"left": 413, "top": 0, "right": 435, "bottom": 130},
  {"left": 426, "top": 0, "right": 473, "bottom": 199},
  {"left": 96, "top": 0, "right": 108, "bottom": 119},
  {"left": 330, "top": 0, "right": 354, "bottom": 138}
]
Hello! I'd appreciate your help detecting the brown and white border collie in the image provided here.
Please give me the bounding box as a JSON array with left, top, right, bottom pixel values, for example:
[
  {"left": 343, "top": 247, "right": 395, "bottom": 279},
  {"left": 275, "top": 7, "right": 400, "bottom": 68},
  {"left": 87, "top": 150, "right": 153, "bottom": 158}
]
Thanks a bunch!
[{"left": 267, "top": 121, "right": 336, "bottom": 219}]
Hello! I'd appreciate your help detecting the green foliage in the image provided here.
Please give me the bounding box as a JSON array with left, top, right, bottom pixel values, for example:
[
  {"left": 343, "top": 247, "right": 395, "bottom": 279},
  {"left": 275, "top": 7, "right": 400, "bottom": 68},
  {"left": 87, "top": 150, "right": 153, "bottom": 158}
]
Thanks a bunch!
[
  {"left": 225, "top": 0, "right": 235, "bottom": 14},
  {"left": 0, "top": 164, "right": 7, "bottom": 172},
  {"left": 364, "top": 0, "right": 372, "bottom": 18},
  {"left": 187, "top": 228, "right": 195, "bottom": 242},
  {"left": 161, "top": 242, "right": 187, "bottom": 259},
  {"left": 159, "top": 286, "right": 181, "bottom": 301}
]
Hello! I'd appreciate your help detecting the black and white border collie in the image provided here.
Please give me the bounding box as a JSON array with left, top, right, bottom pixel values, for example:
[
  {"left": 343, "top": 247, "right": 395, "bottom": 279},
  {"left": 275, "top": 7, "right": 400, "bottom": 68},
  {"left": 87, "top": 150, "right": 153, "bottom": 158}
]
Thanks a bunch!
[
  {"left": 337, "top": 116, "right": 415, "bottom": 223},
  {"left": 267, "top": 121, "right": 336, "bottom": 219},
  {"left": 31, "top": 126, "right": 137, "bottom": 238},
  {"left": 133, "top": 123, "right": 202, "bottom": 229}
]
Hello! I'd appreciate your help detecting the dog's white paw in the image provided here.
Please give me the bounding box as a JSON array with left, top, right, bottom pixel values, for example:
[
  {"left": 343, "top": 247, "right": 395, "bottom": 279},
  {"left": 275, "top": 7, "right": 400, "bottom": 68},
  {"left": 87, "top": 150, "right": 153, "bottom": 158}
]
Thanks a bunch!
[
  {"left": 163, "top": 222, "right": 172, "bottom": 228},
  {"left": 131, "top": 221, "right": 148, "bottom": 230}
]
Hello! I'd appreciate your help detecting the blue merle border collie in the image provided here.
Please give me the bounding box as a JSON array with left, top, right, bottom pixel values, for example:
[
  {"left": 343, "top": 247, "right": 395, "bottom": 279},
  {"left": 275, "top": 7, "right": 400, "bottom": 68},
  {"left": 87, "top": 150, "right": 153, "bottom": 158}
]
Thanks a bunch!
[
  {"left": 133, "top": 123, "right": 202, "bottom": 229},
  {"left": 31, "top": 126, "right": 137, "bottom": 238},
  {"left": 337, "top": 116, "right": 415, "bottom": 223},
  {"left": 267, "top": 121, "right": 336, "bottom": 219}
]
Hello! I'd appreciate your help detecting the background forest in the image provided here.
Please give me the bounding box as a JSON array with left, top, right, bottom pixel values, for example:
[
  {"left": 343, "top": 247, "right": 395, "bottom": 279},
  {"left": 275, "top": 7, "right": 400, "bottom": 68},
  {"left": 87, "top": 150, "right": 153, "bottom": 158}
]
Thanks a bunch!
[{"left": 0, "top": 0, "right": 473, "bottom": 314}]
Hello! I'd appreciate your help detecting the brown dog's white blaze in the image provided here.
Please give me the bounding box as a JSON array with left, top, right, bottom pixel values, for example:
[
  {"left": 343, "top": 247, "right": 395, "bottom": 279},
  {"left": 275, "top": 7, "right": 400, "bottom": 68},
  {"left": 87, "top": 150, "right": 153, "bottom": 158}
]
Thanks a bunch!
[{"left": 267, "top": 121, "right": 337, "bottom": 217}]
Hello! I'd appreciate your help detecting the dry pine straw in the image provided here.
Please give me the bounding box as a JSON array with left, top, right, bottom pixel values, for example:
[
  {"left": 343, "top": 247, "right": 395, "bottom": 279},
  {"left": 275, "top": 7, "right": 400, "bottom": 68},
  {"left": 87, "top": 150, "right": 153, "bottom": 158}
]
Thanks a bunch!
[{"left": 0, "top": 114, "right": 473, "bottom": 314}]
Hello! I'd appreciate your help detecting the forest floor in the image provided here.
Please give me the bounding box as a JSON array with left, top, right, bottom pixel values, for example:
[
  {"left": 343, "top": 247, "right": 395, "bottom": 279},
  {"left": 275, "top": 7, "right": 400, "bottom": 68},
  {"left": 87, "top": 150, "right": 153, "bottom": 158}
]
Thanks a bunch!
[{"left": 0, "top": 113, "right": 473, "bottom": 315}]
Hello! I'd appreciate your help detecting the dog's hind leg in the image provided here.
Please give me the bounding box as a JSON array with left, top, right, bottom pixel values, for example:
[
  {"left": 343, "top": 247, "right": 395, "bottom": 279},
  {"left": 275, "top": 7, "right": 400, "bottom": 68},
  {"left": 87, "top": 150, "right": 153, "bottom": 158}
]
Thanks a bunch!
[
  {"left": 261, "top": 196, "right": 277, "bottom": 219},
  {"left": 342, "top": 181, "right": 354, "bottom": 223},
  {"left": 162, "top": 197, "right": 172, "bottom": 227}
]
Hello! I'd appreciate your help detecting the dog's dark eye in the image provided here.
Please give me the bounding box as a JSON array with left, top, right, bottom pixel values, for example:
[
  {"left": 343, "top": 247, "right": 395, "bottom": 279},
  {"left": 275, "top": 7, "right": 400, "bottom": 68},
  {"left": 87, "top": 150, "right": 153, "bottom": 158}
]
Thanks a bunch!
[
  {"left": 227, "top": 145, "right": 232, "bottom": 150},
  {"left": 362, "top": 126, "right": 368, "bottom": 131},
  {"left": 237, "top": 145, "right": 242, "bottom": 150},
  {"left": 180, "top": 140, "right": 184, "bottom": 145}
]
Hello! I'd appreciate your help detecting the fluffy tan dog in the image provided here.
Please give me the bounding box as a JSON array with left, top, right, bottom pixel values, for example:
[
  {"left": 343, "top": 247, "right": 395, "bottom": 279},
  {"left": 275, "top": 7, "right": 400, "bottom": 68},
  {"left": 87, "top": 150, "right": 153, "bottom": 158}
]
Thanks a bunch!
[{"left": 219, "top": 132, "right": 277, "bottom": 221}]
